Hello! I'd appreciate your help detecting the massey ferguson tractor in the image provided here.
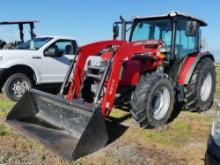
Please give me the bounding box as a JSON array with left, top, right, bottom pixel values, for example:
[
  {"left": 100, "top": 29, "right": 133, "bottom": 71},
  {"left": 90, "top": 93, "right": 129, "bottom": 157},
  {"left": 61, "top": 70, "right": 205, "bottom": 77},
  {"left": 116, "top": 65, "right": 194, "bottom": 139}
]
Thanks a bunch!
[{"left": 6, "top": 11, "right": 216, "bottom": 160}]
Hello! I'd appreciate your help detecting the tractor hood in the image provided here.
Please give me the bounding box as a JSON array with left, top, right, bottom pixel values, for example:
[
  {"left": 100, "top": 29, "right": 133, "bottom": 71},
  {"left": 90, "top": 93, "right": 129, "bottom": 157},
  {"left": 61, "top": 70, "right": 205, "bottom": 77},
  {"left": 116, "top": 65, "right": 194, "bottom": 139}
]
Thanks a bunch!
[
  {"left": 80, "top": 39, "right": 163, "bottom": 55},
  {"left": 130, "top": 40, "right": 164, "bottom": 55},
  {"left": 79, "top": 39, "right": 165, "bottom": 62}
]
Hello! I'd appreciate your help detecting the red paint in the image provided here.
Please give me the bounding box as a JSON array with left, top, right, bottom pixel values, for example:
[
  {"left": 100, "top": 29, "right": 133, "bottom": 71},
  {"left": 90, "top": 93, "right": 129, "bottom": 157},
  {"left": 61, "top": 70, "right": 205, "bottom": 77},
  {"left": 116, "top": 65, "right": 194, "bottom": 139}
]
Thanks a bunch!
[
  {"left": 66, "top": 39, "right": 165, "bottom": 116},
  {"left": 119, "top": 60, "right": 140, "bottom": 86},
  {"left": 66, "top": 40, "right": 126, "bottom": 100},
  {"left": 178, "top": 54, "right": 197, "bottom": 85}
]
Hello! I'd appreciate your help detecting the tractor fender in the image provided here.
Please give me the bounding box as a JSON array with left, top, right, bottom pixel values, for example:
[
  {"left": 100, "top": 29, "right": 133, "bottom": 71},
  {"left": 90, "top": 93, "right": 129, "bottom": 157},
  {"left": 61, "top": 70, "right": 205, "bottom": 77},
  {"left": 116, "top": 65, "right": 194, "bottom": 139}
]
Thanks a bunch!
[{"left": 178, "top": 51, "right": 214, "bottom": 85}]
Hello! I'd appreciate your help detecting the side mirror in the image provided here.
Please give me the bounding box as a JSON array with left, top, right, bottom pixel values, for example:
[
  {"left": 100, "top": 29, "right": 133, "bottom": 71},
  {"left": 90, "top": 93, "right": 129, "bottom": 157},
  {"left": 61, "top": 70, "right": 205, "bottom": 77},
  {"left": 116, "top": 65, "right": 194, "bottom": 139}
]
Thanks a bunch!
[
  {"left": 44, "top": 47, "right": 60, "bottom": 57},
  {"left": 113, "top": 23, "right": 119, "bottom": 39},
  {"left": 186, "top": 21, "right": 198, "bottom": 36}
]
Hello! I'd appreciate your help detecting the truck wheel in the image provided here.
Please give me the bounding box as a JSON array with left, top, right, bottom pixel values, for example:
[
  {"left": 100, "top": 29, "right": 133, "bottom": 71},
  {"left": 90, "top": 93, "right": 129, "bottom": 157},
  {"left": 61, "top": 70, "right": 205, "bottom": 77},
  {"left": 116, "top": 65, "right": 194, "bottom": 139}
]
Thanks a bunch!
[
  {"left": 2, "top": 73, "right": 32, "bottom": 101},
  {"left": 130, "top": 73, "right": 175, "bottom": 128},
  {"left": 184, "top": 58, "right": 216, "bottom": 112}
]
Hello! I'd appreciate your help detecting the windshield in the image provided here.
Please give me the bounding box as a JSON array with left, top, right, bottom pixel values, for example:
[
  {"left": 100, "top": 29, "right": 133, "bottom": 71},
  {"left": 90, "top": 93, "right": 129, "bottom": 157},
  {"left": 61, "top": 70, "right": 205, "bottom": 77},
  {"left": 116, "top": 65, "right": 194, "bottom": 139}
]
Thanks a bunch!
[
  {"left": 16, "top": 37, "right": 52, "bottom": 50},
  {"left": 131, "top": 19, "right": 172, "bottom": 46}
]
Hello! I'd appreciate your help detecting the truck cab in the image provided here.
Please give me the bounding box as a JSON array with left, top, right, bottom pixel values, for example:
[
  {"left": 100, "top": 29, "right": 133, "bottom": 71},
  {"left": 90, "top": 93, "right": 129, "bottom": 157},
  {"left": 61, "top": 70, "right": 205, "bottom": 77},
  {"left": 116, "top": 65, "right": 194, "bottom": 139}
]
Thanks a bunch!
[{"left": 0, "top": 36, "right": 78, "bottom": 101}]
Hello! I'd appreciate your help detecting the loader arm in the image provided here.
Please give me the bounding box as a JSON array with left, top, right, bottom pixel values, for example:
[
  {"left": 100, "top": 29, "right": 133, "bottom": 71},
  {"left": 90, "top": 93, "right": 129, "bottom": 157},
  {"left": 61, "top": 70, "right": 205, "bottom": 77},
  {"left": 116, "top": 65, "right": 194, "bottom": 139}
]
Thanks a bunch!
[
  {"left": 67, "top": 40, "right": 164, "bottom": 116},
  {"left": 99, "top": 41, "right": 166, "bottom": 115},
  {"left": 67, "top": 40, "right": 126, "bottom": 100},
  {"left": 100, "top": 43, "right": 134, "bottom": 115}
]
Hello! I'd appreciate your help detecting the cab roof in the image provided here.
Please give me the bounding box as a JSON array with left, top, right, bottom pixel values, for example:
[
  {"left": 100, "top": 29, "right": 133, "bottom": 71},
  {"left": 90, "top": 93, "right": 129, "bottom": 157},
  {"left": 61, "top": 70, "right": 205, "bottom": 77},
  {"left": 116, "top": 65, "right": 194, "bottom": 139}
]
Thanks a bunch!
[
  {"left": 133, "top": 11, "right": 207, "bottom": 26},
  {"left": 36, "top": 35, "right": 77, "bottom": 41},
  {"left": 0, "top": 20, "right": 39, "bottom": 25}
]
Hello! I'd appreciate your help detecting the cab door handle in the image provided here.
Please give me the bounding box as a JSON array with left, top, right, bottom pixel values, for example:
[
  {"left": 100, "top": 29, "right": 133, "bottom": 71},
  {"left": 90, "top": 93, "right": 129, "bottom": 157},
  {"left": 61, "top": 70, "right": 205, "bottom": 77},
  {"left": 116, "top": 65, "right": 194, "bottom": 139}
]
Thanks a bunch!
[{"left": 32, "top": 56, "right": 42, "bottom": 59}]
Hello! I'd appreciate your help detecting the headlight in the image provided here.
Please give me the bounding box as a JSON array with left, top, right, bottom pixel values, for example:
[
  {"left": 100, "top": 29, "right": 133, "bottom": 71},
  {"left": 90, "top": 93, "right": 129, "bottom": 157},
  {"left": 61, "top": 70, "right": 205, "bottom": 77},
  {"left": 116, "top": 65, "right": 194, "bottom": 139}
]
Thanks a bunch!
[
  {"left": 211, "top": 103, "right": 220, "bottom": 146},
  {"left": 85, "top": 56, "right": 105, "bottom": 71},
  {"left": 0, "top": 56, "right": 3, "bottom": 61}
]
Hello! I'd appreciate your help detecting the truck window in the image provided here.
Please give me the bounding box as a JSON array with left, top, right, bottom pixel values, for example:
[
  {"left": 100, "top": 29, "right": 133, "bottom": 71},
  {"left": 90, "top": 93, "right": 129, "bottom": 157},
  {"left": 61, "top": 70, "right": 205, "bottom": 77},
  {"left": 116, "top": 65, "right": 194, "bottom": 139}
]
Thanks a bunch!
[
  {"left": 16, "top": 37, "right": 52, "bottom": 50},
  {"left": 52, "top": 40, "right": 77, "bottom": 55}
]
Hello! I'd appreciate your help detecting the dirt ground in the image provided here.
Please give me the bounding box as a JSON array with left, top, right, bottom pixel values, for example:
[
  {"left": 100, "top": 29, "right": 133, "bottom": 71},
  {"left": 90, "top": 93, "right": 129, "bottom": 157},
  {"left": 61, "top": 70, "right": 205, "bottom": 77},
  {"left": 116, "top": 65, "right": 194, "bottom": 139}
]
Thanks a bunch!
[
  {"left": 1, "top": 67, "right": 220, "bottom": 165},
  {"left": 0, "top": 102, "right": 216, "bottom": 165}
]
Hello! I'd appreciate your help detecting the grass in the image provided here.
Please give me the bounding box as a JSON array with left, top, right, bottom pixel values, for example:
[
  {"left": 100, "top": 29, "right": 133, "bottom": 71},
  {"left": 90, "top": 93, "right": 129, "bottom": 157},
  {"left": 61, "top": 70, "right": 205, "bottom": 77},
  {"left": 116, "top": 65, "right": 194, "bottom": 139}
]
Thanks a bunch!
[
  {"left": 110, "top": 108, "right": 212, "bottom": 149},
  {"left": 0, "top": 67, "right": 219, "bottom": 164},
  {"left": 0, "top": 95, "right": 15, "bottom": 118},
  {"left": 108, "top": 67, "right": 220, "bottom": 149},
  {"left": 0, "top": 95, "right": 14, "bottom": 136},
  {"left": 0, "top": 124, "right": 11, "bottom": 136}
]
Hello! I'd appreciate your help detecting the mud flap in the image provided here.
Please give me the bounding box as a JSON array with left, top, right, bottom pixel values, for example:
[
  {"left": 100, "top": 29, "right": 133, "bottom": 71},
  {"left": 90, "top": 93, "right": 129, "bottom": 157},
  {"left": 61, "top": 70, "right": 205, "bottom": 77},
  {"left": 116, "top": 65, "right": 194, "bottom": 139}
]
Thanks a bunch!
[{"left": 6, "top": 89, "right": 108, "bottom": 161}]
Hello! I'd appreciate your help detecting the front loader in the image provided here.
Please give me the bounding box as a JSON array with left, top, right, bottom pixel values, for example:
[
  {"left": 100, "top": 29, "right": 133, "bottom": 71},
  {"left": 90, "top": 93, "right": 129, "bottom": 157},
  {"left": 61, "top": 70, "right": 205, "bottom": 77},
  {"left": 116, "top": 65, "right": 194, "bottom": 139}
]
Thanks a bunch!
[{"left": 6, "top": 11, "right": 216, "bottom": 160}]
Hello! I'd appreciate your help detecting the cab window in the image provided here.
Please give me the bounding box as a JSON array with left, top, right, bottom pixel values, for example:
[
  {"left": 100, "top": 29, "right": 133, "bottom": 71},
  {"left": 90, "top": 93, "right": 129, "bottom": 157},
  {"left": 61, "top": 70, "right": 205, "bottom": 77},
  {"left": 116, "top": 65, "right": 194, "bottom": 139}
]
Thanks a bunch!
[
  {"left": 49, "top": 40, "right": 77, "bottom": 56},
  {"left": 176, "top": 20, "right": 199, "bottom": 59},
  {"left": 131, "top": 19, "right": 173, "bottom": 47}
]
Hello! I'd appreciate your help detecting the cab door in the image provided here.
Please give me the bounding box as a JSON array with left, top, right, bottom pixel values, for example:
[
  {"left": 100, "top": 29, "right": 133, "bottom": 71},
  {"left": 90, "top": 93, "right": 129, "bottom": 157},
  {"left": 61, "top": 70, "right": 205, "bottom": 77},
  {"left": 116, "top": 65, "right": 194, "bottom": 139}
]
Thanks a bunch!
[
  {"left": 175, "top": 19, "right": 199, "bottom": 60},
  {"left": 40, "top": 39, "right": 77, "bottom": 83}
]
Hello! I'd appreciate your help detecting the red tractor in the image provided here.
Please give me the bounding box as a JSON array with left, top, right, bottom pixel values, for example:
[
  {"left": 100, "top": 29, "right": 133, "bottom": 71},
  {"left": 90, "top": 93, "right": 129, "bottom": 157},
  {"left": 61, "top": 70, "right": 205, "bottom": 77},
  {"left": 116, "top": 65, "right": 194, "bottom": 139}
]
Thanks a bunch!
[{"left": 7, "top": 11, "right": 216, "bottom": 160}]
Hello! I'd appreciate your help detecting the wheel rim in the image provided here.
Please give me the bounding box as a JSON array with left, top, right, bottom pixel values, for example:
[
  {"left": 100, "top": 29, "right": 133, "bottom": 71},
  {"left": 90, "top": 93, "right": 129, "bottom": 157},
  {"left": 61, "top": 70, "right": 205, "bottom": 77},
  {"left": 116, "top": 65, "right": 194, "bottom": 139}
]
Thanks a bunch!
[
  {"left": 200, "top": 73, "right": 212, "bottom": 102},
  {"left": 10, "top": 79, "right": 29, "bottom": 98},
  {"left": 151, "top": 86, "right": 171, "bottom": 120}
]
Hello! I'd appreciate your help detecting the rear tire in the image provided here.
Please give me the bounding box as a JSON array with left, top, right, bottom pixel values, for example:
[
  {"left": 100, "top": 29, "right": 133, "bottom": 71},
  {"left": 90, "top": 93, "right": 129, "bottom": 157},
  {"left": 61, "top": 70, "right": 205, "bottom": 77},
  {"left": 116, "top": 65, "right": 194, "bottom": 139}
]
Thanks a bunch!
[
  {"left": 2, "top": 73, "right": 32, "bottom": 101},
  {"left": 184, "top": 58, "right": 216, "bottom": 112},
  {"left": 130, "top": 73, "right": 175, "bottom": 128}
]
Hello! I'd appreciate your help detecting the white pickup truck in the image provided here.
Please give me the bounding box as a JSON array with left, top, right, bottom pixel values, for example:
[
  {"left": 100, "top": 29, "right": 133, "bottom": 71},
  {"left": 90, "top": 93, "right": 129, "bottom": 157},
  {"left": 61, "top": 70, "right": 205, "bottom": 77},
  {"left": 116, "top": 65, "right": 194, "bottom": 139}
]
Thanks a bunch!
[{"left": 0, "top": 36, "right": 77, "bottom": 101}]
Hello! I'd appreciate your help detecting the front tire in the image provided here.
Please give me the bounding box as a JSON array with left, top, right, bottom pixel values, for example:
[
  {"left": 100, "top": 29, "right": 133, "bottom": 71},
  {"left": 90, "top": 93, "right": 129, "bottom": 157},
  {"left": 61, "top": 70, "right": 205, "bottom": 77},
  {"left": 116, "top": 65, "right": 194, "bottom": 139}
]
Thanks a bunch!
[
  {"left": 184, "top": 58, "right": 216, "bottom": 112},
  {"left": 2, "top": 73, "right": 32, "bottom": 101},
  {"left": 130, "top": 73, "right": 175, "bottom": 128}
]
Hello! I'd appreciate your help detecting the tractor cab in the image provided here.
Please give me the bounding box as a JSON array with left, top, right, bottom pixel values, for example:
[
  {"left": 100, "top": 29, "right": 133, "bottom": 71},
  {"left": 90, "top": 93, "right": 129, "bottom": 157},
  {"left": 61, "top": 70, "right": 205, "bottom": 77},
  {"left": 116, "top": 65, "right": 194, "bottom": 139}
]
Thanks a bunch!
[
  {"left": 0, "top": 20, "right": 38, "bottom": 49},
  {"left": 114, "top": 11, "right": 206, "bottom": 61}
]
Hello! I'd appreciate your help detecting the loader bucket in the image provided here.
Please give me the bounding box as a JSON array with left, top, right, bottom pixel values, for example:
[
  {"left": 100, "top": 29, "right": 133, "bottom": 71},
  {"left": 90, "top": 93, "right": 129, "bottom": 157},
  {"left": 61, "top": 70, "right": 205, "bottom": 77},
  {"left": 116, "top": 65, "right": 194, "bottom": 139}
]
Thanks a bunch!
[{"left": 6, "top": 89, "right": 108, "bottom": 160}]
